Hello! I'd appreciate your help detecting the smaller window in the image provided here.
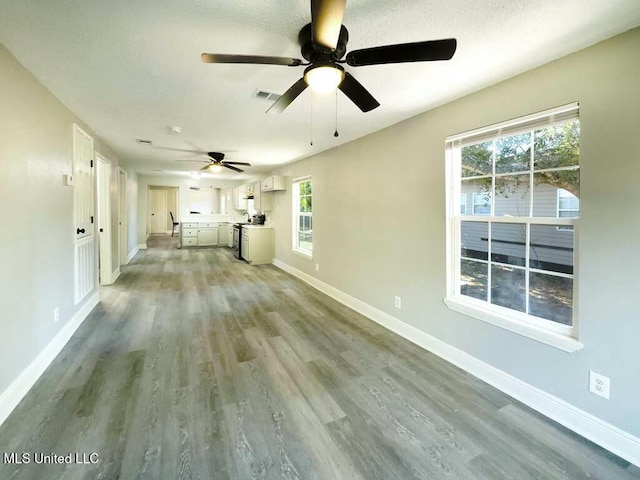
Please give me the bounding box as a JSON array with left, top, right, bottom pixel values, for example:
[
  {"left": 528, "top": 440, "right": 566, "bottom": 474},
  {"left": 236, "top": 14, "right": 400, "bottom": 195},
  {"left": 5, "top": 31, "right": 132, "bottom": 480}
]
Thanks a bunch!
[
  {"left": 557, "top": 189, "right": 579, "bottom": 217},
  {"left": 460, "top": 194, "right": 467, "bottom": 214},
  {"left": 292, "top": 177, "right": 313, "bottom": 256},
  {"left": 557, "top": 189, "right": 579, "bottom": 231},
  {"left": 473, "top": 192, "right": 492, "bottom": 215}
]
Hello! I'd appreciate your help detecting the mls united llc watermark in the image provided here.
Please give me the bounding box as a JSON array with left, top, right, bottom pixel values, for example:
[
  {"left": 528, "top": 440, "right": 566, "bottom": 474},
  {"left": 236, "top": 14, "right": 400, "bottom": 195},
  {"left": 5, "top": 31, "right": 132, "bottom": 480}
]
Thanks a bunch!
[{"left": 3, "top": 452, "right": 99, "bottom": 465}]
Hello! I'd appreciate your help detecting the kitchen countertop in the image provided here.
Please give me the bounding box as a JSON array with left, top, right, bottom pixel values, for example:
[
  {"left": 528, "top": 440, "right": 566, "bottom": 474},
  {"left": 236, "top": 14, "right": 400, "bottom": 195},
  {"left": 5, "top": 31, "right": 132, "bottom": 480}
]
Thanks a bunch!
[{"left": 241, "top": 225, "right": 272, "bottom": 229}]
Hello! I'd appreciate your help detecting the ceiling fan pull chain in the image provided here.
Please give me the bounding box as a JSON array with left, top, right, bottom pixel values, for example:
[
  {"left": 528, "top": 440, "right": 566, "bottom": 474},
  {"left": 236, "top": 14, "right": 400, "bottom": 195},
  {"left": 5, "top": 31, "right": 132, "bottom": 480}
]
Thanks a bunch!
[
  {"left": 310, "top": 90, "right": 314, "bottom": 146},
  {"left": 334, "top": 89, "right": 339, "bottom": 138}
]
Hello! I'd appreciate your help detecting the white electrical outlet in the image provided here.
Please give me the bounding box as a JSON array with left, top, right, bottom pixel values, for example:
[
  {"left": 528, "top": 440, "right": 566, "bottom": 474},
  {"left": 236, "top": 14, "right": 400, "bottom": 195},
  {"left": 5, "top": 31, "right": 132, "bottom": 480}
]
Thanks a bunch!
[
  {"left": 589, "top": 371, "right": 610, "bottom": 399},
  {"left": 394, "top": 296, "right": 402, "bottom": 309},
  {"left": 315, "top": 263, "right": 320, "bottom": 272},
  {"left": 54, "top": 307, "right": 59, "bottom": 323}
]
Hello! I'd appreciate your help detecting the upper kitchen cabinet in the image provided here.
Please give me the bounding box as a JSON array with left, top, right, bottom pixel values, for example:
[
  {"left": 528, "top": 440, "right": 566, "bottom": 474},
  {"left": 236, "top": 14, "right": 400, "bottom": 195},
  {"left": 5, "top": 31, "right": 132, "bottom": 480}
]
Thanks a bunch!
[
  {"left": 261, "top": 176, "right": 287, "bottom": 192},
  {"left": 232, "top": 184, "right": 247, "bottom": 211}
]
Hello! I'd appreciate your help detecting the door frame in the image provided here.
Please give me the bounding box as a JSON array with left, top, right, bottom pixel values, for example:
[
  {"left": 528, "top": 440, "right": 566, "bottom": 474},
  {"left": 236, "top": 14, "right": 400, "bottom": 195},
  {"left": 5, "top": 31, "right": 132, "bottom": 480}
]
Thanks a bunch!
[
  {"left": 118, "top": 168, "right": 128, "bottom": 265},
  {"left": 96, "top": 152, "right": 112, "bottom": 285}
]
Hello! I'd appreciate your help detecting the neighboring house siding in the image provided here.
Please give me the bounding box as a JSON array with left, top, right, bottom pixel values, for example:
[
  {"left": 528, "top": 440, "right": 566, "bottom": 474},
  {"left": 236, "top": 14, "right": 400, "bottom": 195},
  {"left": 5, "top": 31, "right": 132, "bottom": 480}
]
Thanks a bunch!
[{"left": 461, "top": 182, "right": 574, "bottom": 269}]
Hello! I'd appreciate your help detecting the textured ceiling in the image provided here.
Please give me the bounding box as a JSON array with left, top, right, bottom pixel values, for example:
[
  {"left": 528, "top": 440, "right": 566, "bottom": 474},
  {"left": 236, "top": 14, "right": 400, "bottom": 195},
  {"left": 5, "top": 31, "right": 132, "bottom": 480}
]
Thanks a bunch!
[{"left": 1, "top": 0, "right": 639, "bottom": 180}]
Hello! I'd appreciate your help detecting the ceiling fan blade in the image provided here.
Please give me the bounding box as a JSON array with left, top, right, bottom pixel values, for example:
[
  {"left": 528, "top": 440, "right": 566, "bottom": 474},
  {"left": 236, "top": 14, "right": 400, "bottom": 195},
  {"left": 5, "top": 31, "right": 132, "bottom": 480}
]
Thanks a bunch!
[
  {"left": 266, "top": 78, "right": 308, "bottom": 114},
  {"left": 201, "top": 53, "right": 303, "bottom": 67},
  {"left": 223, "top": 164, "right": 243, "bottom": 173},
  {"left": 338, "top": 72, "right": 380, "bottom": 112},
  {"left": 222, "top": 161, "right": 252, "bottom": 166},
  {"left": 311, "top": 0, "right": 346, "bottom": 51},
  {"left": 346, "top": 38, "right": 457, "bottom": 66},
  {"left": 176, "top": 159, "right": 210, "bottom": 163}
]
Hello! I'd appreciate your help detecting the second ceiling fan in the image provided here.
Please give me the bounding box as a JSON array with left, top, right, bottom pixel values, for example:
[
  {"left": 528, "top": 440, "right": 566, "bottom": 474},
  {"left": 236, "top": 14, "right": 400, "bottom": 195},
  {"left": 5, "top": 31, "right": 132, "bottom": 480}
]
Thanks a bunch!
[{"left": 201, "top": 0, "right": 457, "bottom": 114}]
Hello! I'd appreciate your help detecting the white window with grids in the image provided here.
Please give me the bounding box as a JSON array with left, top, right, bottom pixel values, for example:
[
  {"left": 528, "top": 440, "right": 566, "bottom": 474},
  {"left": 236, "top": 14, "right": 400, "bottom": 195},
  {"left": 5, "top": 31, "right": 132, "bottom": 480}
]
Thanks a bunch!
[
  {"left": 445, "top": 103, "right": 582, "bottom": 351},
  {"left": 292, "top": 176, "right": 313, "bottom": 258}
]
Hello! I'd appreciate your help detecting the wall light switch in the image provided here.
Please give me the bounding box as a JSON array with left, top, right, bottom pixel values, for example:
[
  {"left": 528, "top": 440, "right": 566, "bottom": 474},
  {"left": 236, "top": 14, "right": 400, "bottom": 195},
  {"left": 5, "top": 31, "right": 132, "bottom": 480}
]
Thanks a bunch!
[{"left": 64, "top": 174, "right": 74, "bottom": 186}]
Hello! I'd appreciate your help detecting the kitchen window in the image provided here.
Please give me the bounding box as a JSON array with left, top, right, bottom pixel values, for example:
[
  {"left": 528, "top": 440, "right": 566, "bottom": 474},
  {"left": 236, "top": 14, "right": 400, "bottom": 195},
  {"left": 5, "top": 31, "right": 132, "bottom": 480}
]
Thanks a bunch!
[
  {"left": 292, "top": 176, "right": 313, "bottom": 258},
  {"left": 445, "top": 103, "right": 582, "bottom": 352}
]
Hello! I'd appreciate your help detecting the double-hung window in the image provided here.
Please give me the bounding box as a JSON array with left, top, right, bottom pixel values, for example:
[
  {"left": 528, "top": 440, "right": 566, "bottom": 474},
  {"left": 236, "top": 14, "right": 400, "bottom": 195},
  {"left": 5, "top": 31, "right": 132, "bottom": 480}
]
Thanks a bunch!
[
  {"left": 292, "top": 176, "right": 313, "bottom": 257},
  {"left": 445, "top": 103, "right": 582, "bottom": 351}
]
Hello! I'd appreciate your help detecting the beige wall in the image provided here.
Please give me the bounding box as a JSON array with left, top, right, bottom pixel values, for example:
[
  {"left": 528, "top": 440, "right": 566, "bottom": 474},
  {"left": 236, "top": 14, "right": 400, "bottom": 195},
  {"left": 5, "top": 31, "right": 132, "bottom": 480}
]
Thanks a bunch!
[
  {"left": 0, "top": 43, "right": 135, "bottom": 394},
  {"left": 268, "top": 28, "right": 640, "bottom": 437}
]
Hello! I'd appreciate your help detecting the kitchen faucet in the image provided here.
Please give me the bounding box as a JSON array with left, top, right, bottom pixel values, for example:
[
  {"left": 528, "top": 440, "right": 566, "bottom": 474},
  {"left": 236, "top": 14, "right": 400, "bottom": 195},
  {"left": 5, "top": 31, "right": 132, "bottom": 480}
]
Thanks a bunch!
[{"left": 243, "top": 212, "right": 250, "bottom": 222}]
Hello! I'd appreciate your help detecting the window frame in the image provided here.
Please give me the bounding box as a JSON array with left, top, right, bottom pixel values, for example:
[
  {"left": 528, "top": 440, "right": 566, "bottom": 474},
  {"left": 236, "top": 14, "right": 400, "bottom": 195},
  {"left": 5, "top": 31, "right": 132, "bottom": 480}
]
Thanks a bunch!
[
  {"left": 292, "top": 176, "right": 313, "bottom": 259},
  {"left": 460, "top": 193, "right": 467, "bottom": 215},
  {"left": 444, "top": 103, "right": 583, "bottom": 352}
]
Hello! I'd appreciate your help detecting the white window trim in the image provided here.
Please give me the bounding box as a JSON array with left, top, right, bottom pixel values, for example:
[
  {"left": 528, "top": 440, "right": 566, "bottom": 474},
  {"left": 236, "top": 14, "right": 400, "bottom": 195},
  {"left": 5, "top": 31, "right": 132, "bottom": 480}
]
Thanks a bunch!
[
  {"left": 444, "top": 103, "right": 583, "bottom": 352},
  {"left": 292, "top": 175, "right": 313, "bottom": 259}
]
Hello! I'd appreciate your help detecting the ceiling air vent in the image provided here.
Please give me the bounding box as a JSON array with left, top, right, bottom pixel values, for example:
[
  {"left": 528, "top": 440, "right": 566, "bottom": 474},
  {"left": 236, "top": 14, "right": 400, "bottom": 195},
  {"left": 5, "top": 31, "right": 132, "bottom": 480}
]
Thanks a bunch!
[
  {"left": 252, "top": 89, "right": 281, "bottom": 102},
  {"left": 135, "top": 138, "right": 153, "bottom": 145}
]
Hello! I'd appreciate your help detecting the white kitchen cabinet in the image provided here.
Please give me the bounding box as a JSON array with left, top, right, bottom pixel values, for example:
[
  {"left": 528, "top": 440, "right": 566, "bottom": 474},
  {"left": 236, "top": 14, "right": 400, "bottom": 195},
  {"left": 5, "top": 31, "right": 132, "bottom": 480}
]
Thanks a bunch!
[
  {"left": 260, "top": 175, "right": 287, "bottom": 192},
  {"left": 227, "top": 224, "right": 233, "bottom": 247},
  {"left": 252, "top": 181, "right": 263, "bottom": 210},
  {"left": 180, "top": 222, "right": 198, "bottom": 248},
  {"left": 241, "top": 227, "right": 273, "bottom": 265},
  {"left": 232, "top": 185, "right": 247, "bottom": 211},
  {"left": 197, "top": 222, "right": 218, "bottom": 246},
  {"left": 218, "top": 223, "right": 229, "bottom": 245}
]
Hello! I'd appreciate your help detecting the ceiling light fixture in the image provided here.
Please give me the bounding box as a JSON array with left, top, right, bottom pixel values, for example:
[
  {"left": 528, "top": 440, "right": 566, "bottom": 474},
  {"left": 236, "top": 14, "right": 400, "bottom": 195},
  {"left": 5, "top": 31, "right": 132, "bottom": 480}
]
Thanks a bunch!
[
  {"left": 303, "top": 64, "right": 344, "bottom": 93},
  {"left": 169, "top": 125, "right": 182, "bottom": 134},
  {"left": 209, "top": 164, "right": 223, "bottom": 173}
]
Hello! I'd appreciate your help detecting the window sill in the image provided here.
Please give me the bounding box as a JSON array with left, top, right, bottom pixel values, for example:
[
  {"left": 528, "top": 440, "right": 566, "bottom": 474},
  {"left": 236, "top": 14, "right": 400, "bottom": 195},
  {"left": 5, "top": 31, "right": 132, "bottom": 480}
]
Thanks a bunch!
[
  {"left": 443, "top": 296, "right": 584, "bottom": 353},
  {"left": 292, "top": 248, "right": 313, "bottom": 260}
]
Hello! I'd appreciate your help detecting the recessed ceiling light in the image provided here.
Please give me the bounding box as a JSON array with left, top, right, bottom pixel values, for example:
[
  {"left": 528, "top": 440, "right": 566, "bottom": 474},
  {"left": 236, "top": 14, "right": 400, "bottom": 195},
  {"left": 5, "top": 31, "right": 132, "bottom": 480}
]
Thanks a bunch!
[{"left": 169, "top": 126, "right": 182, "bottom": 134}]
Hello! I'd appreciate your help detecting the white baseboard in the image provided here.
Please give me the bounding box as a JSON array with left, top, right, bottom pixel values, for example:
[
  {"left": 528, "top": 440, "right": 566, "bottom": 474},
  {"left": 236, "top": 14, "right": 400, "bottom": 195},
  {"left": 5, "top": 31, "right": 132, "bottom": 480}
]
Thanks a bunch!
[
  {"left": 127, "top": 245, "right": 140, "bottom": 263},
  {"left": 272, "top": 259, "right": 640, "bottom": 468},
  {"left": 137, "top": 243, "right": 148, "bottom": 250},
  {"left": 0, "top": 292, "right": 100, "bottom": 427}
]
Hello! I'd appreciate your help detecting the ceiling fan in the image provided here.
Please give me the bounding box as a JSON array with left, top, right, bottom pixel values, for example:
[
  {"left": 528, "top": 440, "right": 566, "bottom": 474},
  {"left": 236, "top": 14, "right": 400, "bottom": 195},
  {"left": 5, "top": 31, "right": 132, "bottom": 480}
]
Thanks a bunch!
[
  {"left": 173, "top": 150, "right": 251, "bottom": 173},
  {"left": 201, "top": 0, "right": 457, "bottom": 114}
]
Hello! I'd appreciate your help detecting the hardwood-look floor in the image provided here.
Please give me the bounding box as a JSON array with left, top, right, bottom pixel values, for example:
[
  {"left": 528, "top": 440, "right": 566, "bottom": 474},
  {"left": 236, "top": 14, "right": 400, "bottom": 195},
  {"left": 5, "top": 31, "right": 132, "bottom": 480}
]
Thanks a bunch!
[{"left": 1, "top": 235, "right": 638, "bottom": 480}]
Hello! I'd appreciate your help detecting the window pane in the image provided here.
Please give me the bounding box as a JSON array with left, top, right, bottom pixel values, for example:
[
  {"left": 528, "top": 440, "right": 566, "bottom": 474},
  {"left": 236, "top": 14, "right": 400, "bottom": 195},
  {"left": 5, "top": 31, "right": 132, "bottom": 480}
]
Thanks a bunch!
[
  {"left": 533, "top": 120, "right": 580, "bottom": 170},
  {"left": 462, "top": 141, "right": 492, "bottom": 178},
  {"left": 491, "top": 223, "right": 526, "bottom": 267},
  {"left": 529, "top": 225, "right": 574, "bottom": 274},
  {"left": 300, "top": 195, "right": 312, "bottom": 212},
  {"left": 491, "top": 265, "right": 525, "bottom": 312},
  {"left": 460, "top": 259, "right": 487, "bottom": 300},
  {"left": 461, "top": 221, "right": 488, "bottom": 260},
  {"left": 462, "top": 178, "right": 491, "bottom": 215},
  {"left": 529, "top": 273, "right": 573, "bottom": 325},
  {"left": 473, "top": 192, "right": 492, "bottom": 215},
  {"left": 533, "top": 173, "right": 579, "bottom": 217},
  {"left": 300, "top": 180, "right": 312, "bottom": 195},
  {"left": 460, "top": 194, "right": 467, "bottom": 214},
  {"left": 495, "top": 133, "right": 531, "bottom": 174},
  {"left": 494, "top": 174, "right": 530, "bottom": 216}
]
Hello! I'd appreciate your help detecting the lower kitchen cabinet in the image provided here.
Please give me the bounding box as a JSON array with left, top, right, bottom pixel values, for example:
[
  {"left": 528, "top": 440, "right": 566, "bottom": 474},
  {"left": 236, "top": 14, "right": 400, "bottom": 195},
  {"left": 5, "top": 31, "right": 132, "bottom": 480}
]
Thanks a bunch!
[
  {"left": 241, "top": 227, "right": 273, "bottom": 265},
  {"left": 218, "top": 223, "right": 229, "bottom": 245},
  {"left": 197, "top": 222, "right": 218, "bottom": 246}
]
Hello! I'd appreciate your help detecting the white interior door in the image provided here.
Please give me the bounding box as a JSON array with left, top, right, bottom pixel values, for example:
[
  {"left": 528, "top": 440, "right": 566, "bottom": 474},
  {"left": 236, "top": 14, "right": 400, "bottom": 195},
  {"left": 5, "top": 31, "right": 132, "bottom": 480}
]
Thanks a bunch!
[
  {"left": 73, "top": 124, "right": 95, "bottom": 303},
  {"left": 96, "top": 156, "right": 111, "bottom": 285},
  {"left": 118, "top": 169, "right": 127, "bottom": 264},
  {"left": 149, "top": 189, "right": 168, "bottom": 234}
]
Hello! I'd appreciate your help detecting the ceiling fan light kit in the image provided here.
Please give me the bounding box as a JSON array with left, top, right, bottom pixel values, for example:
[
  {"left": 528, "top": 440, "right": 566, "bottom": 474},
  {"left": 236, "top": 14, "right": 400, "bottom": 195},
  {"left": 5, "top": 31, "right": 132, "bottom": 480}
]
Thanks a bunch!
[
  {"left": 201, "top": 0, "right": 456, "bottom": 114},
  {"left": 304, "top": 64, "right": 345, "bottom": 93}
]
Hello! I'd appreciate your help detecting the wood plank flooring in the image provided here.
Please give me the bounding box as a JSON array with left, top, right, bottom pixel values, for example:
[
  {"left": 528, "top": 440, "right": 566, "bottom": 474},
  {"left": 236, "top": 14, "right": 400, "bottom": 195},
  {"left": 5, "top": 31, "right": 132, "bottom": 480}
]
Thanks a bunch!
[{"left": 1, "top": 235, "right": 639, "bottom": 479}]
